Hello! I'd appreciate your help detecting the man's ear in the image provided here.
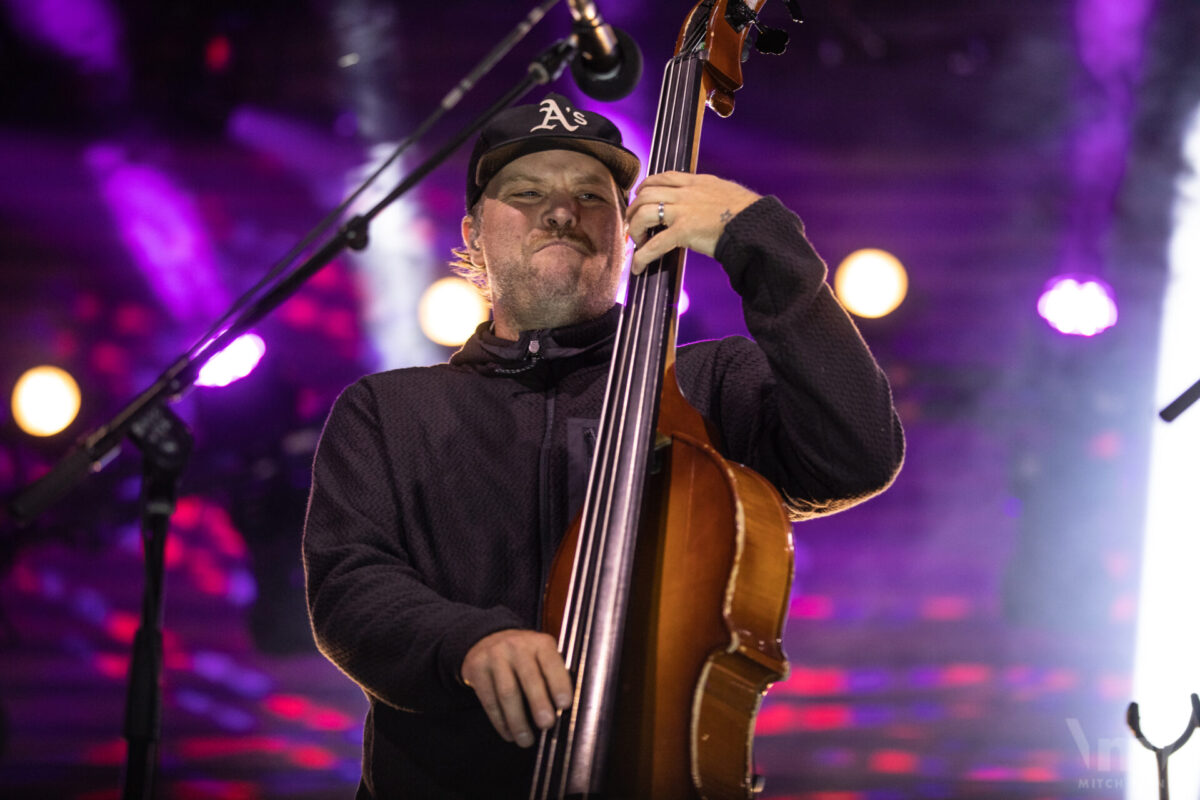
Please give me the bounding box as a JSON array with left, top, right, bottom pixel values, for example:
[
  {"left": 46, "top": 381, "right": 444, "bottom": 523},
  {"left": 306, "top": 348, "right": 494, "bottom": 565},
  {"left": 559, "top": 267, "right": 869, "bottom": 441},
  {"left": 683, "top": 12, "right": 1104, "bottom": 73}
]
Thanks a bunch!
[{"left": 461, "top": 215, "right": 481, "bottom": 265}]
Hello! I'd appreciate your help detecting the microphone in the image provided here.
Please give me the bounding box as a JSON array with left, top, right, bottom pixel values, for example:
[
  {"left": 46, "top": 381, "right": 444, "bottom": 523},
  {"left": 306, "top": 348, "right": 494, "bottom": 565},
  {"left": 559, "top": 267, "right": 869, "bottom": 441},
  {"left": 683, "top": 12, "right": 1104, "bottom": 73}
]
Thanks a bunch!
[{"left": 564, "top": 0, "right": 643, "bottom": 101}]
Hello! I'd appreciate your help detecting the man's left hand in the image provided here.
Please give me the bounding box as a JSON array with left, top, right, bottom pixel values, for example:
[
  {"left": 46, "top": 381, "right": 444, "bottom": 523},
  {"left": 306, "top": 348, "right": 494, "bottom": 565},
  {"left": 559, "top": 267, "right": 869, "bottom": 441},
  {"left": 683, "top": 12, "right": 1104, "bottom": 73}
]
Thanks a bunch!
[{"left": 625, "top": 172, "right": 761, "bottom": 274}]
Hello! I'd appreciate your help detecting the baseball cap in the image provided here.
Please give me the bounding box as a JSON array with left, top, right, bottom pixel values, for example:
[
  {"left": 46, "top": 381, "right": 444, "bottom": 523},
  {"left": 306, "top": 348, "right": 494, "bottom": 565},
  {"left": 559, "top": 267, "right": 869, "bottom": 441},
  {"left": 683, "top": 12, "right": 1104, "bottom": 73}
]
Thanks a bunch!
[{"left": 465, "top": 93, "right": 641, "bottom": 209}]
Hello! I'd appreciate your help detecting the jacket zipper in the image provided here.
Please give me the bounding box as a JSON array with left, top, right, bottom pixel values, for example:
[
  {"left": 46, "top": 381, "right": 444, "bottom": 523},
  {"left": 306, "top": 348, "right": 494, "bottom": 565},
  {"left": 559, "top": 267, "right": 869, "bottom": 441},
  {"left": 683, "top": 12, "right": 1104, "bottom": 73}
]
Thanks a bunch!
[
  {"left": 492, "top": 331, "right": 543, "bottom": 375},
  {"left": 535, "top": 368, "right": 555, "bottom": 624}
]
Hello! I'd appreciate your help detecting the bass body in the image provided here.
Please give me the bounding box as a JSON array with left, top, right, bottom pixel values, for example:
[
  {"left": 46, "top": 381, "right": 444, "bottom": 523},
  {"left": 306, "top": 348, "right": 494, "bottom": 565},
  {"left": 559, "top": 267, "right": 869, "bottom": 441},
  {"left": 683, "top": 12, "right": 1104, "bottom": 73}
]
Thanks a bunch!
[{"left": 543, "top": 370, "right": 793, "bottom": 798}]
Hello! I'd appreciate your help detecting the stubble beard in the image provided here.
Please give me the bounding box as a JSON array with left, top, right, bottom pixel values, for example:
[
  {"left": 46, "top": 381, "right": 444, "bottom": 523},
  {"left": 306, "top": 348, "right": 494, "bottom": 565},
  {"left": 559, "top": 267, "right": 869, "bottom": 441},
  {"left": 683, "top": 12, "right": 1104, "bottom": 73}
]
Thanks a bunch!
[{"left": 489, "top": 244, "right": 622, "bottom": 334}]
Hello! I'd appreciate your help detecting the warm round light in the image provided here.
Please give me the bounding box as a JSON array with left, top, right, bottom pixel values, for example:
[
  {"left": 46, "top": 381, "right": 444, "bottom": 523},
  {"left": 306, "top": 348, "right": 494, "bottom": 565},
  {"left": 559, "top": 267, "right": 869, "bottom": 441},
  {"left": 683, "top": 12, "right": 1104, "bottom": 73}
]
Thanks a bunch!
[
  {"left": 12, "top": 365, "right": 82, "bottom": 437},
  {"left": 834, "top": 248, "right": 909, "bottom": 319},
  {"left": 419, "top": 277, "right": 490, "bottom": 347}
]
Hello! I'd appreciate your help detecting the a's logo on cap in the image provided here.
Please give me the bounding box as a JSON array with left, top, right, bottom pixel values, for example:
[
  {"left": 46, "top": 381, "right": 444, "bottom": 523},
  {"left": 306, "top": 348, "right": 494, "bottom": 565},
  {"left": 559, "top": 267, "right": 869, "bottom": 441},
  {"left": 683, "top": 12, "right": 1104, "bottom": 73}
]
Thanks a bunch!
[{"left": 530, "top": 98, "right": 589, "bottom": 133}]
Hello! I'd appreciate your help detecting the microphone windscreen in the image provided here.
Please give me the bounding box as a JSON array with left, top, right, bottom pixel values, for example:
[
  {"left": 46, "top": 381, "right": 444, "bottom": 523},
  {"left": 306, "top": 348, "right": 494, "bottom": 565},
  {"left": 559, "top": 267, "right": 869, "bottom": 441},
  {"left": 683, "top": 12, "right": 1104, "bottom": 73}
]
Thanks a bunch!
[{"left": 570, "top": 26, "right": 643, "bottom": 102}]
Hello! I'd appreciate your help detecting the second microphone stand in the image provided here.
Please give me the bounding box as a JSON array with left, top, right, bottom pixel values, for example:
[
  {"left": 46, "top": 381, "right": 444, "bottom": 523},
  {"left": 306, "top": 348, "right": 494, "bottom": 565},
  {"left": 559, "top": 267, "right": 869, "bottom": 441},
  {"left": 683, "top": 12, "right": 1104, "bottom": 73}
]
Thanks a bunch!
[{"left": 9, "top": 36, "right": 580, "bottom": 800}]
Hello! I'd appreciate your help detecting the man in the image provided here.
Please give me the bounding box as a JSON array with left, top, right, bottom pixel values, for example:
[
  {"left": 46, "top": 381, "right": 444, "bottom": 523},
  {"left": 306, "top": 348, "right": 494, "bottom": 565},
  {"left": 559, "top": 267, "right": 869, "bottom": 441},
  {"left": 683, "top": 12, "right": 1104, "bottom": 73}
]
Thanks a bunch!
[{"left": 303, "top": 93, "right": 904, "bottom": 799}]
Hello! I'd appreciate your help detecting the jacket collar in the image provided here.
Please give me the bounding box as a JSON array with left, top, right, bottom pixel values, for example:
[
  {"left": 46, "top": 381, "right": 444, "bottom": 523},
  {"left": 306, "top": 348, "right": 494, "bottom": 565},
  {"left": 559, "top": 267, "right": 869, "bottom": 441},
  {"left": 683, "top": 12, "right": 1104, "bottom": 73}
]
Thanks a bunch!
[{"left": 449, "top": 304, "right": 621, "bottom": 372}]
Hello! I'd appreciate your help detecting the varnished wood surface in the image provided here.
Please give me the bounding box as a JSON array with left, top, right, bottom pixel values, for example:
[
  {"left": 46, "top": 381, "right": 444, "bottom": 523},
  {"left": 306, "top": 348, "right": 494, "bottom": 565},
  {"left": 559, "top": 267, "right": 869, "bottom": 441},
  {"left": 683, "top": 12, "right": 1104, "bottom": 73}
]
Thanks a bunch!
[{"left": 543, "top": 374, "right": 793, "bottom": 799}]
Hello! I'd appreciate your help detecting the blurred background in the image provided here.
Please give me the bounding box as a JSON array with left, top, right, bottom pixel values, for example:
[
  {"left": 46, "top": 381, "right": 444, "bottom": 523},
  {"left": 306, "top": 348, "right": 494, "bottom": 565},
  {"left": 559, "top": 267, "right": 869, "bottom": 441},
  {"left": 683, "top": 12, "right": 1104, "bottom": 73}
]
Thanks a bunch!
[{"left": 2, "top": 0, "right": 1200, "bottom": 797}]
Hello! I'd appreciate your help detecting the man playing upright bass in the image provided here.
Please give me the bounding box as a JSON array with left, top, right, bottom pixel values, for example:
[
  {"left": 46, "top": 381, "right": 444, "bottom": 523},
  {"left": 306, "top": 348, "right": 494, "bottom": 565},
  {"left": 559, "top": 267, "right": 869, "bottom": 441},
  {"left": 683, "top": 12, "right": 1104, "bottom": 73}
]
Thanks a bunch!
[{"left": 303, "top": 92, "right": 904, "bottom": 798}]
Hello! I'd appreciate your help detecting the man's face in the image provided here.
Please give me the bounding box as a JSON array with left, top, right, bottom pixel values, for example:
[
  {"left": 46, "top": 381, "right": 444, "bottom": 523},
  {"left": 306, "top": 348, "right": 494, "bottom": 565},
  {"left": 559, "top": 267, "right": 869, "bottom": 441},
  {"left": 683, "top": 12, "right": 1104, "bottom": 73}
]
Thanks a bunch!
[{"left": 462, "top": 149, "right": 628, "bottom": 338}]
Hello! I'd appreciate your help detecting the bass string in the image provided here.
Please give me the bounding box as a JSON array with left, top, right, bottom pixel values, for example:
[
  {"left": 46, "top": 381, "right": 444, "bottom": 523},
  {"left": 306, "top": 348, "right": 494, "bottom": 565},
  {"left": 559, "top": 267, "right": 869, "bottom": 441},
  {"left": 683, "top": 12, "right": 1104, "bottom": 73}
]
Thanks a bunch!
[
  {"left": 680, "top": 0, "right": 716, "bottom": 57},
  {"left": 550, "top": 0, "right": 713, "bottom": 689},
  {"left": 568, "top": 52, "right": 695, "bottom": 681},
  {"left": 558, "top": 50, "right": 702, "bottom": 771},
  {"left": 535, "top": 51, "right": 703, "bottom": 796},
  {"left": 548, "top": 54, "right": 690, "bottom": 682},
  {"left": 561, "top": 53, "right": 687, "bottom": 676}
]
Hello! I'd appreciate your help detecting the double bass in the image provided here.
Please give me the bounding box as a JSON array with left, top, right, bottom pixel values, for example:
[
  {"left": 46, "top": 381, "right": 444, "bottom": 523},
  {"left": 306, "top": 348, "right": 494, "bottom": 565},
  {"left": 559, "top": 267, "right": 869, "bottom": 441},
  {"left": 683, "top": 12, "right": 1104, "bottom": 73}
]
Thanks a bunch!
[{"left": 533, "top": 1, "right": 794, "bottom": 797}]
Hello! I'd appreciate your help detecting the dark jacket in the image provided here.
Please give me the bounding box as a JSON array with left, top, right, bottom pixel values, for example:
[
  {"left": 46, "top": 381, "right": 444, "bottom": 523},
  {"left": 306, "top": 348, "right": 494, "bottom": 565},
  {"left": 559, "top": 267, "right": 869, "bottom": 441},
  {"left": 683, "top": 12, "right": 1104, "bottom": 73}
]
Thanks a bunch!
[{"left": 302, "top": 197, "right": 904, "bottom": 798}]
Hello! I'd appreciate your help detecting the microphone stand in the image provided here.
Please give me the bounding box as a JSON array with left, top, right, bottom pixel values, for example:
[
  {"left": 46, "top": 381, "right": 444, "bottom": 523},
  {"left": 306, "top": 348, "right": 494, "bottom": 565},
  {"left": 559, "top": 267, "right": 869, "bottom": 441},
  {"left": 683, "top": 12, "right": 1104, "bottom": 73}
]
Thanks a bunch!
[
  {"left": 5, "top": 36, "right": 578, "bottom": 800},
  {"left": 1127, "top": 694, "right": 1200, "bottom": 800},
  {"left": 122, "top": 405, "right": 192, "bottom": 800},
  {"left": 1160, "top": 376, "right": 1200, "bottom": 422}
]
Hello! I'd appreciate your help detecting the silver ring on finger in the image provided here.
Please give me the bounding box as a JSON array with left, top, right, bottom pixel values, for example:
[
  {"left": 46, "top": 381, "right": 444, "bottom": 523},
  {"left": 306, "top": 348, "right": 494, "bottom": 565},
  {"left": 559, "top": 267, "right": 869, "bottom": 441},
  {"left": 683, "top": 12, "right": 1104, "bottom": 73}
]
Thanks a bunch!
[{"left": 657, "top": 201, "right": 665, "bottom": 226}]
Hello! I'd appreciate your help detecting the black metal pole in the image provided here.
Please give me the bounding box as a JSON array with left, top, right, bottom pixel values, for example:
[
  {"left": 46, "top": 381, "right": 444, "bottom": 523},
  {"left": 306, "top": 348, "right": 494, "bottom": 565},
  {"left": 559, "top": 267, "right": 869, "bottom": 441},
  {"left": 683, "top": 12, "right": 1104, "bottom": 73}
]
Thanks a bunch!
[
  {"left": 121, "top": 405, "right": 192, "bottom": 800},
  {"left": 1160, "top": 376, "right": 1200, "bottom": 422}
]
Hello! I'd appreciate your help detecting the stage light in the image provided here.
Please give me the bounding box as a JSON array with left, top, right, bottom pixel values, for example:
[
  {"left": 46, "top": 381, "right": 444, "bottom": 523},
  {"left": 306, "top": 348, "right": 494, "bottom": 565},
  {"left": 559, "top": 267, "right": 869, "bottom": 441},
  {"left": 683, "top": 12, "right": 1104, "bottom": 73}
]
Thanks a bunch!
[
  {"left": 196, "top": 333, "right": 266, "bottom": 388},
  {"left": 1037, "top": 276, "right": 1118, "bottom": 336},
  {"left": 5, "top": 0, "right": 121, "bottom": 73},
  {"left": 205, "top": 35, "right": 232, "bottom": 73},
  {"left": 833, "top": 249, "right": 908, "bottom": 319},
  {"left": 1128, "top": 104, "right": 1200, "bottom": 800},
  {"left": 86, "top": 145, "right": 227, "bottom": 323},
  {"left": 418, "top": 278, "right": 490, "bottom": 347},
  {"left": 12, "top": 365, "right": 82, "bottom": 437}
]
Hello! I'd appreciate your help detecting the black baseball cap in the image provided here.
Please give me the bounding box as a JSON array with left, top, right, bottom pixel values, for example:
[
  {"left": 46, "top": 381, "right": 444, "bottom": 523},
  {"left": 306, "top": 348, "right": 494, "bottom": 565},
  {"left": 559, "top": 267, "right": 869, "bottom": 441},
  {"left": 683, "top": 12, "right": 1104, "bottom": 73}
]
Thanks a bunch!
[{"left": 465, "top": 92, "right": 641, "bottom": 209}]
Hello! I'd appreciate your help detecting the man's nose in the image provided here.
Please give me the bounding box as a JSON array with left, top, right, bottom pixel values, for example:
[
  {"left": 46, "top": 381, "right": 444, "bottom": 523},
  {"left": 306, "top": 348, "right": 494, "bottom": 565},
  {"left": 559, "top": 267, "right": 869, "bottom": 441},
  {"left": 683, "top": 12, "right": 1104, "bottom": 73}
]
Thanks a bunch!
[{"left": 542, "top": 194, "right": 578, "bottom": 229}]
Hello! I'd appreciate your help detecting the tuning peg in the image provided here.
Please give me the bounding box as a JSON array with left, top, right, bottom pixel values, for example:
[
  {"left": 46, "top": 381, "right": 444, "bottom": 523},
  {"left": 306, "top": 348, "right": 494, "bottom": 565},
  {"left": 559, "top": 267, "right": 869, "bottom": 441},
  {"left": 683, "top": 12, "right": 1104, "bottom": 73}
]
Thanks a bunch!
[
  {"left": 754, "top": 25, "right": 789, "bottom": 55},
  {"left": 784, "top": 0, "right": 804, "bottom": 24},
  {"left": 724, "top": 0, "right": 756, "bottom": 33}
]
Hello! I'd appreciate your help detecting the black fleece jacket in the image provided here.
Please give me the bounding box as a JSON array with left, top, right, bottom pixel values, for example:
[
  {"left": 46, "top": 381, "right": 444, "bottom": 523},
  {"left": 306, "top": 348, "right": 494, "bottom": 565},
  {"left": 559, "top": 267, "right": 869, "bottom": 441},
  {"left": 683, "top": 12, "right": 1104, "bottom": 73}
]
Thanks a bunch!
[{"left": 302, "top": 196, "right": 905, "bottom": 798}]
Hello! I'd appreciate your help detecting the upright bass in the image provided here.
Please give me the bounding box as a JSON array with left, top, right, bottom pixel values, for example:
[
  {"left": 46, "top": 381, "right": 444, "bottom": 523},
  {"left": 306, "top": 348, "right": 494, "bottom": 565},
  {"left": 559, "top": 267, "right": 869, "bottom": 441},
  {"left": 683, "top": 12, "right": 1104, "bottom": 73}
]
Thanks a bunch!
[{"left": 532, "top": 1, "right": 794, "bottom": 797}]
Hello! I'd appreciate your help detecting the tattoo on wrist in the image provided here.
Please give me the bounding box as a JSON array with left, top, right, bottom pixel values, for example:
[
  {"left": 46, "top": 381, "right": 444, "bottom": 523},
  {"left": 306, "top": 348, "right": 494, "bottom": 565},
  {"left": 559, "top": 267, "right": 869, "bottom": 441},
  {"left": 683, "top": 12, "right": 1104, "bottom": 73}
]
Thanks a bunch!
[{"left": 720, "top": 209, "right": 733, "bottom": 224}]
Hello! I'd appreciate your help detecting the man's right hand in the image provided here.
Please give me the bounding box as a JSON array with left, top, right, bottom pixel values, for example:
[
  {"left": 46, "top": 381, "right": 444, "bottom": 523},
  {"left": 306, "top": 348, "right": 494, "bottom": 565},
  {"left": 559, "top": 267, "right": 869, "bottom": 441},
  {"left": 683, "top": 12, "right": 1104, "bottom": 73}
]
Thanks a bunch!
[{"left": 461, "top": 629, "right": 574, "bottom": 748}]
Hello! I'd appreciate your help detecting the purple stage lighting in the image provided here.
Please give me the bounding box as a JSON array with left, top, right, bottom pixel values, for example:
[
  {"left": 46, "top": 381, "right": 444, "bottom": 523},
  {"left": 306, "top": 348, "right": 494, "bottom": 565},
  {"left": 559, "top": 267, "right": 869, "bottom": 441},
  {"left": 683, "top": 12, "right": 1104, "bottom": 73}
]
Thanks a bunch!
[
  {"left": 87, "top": 146, "right": 228, "bottom": 322},
  {"left": 196, "top": 333, "right": 266, "bottom": 388},
  {"left": 5, "top": 0, "right": 121, "bottom": 72},
  {"left": 1037, "top": 276, "right": 1118, "bottom": 337}
]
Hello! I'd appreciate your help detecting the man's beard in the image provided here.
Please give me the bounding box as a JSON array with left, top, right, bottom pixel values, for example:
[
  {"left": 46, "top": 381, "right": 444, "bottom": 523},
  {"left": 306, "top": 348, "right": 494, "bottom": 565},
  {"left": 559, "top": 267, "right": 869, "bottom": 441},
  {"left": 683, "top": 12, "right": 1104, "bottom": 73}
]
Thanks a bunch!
[{"left": 489, "top": 234, "right": 621, "bottom": 333}]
